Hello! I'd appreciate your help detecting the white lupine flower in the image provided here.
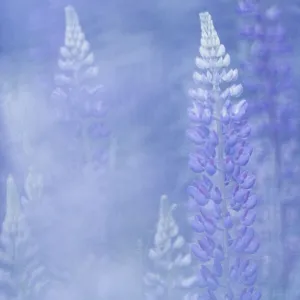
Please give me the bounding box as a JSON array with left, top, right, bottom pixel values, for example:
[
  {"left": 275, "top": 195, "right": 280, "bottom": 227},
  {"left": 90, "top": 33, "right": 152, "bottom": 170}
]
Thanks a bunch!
[
  {"left": 0, "top": 176, "right": 52, "bottom": 300},
  {"left": 144, "top": 195, "right": 196, "bottom": 299}
]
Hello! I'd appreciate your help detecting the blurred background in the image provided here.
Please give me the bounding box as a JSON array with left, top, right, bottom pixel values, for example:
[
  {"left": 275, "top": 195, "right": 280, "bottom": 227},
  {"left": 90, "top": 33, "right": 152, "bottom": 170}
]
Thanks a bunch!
[{"left": 0, "top": 0, "right": 299, "bottom": 299}]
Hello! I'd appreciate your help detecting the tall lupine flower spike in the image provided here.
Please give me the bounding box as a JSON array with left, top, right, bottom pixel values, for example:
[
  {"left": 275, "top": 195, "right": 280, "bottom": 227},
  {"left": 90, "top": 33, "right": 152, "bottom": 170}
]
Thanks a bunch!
[
  {"left": 22, "top": 167, "right": 71, "bottom": 285},
  {"left": 238, "top": 2, "right": 294, "bottom": 140},
  {"left": 237, "top": 3, "right": 297, "bottom": 298},
  {"left": 51, "top": 5, "right": 109, "bottom": 174},
  {"left": 0, "top": 175, "right": 52, "bottom": 300},
  {"left": 144, "top": 195, "right": 196, "bottom": 300},
  {"left": 187, "top": 12, "right": 261, "bottom": 300},
  {"left": 53, "top": 5, "right": 103, "bottom": 117}
]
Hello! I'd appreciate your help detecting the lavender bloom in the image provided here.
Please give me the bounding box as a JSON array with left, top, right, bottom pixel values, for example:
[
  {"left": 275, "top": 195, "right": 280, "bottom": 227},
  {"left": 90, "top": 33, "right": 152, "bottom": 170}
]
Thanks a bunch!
[
  {"left": 0, "top": 175, "right": 52, "bottom": 300},
  {"left": 187, "top": 12, "right": 260, "bottom": 299},
  {"left": 144, "top": 195, "right": 197, "bottom": 300},
  {"left": 52, "top": 6, "right": 104, "bottom": 121},
  {"left": 238, "top": 2, "right": 294, "bottom": 142},
  {"left": 238, "top": 2, "right": 298, "bottom": 298},
  {"left": 237, "top": 2, "right": 297, "bottom": 206},
  {"left": 51, "top": 6, "right": 109, "bottom": 174}
]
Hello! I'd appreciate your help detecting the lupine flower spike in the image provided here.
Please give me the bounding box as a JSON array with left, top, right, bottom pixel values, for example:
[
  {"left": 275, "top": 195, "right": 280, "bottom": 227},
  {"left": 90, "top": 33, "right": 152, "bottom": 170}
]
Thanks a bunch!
[
  {"left": 238, "top": 2, "right": 297, "bottom": 298},
  {"left": 144, "top": 195, "right": 196, "bottom": 300},
  {"left": 51, "top": 6, "right": 109, "bottom": 176},
  {"left": 0, "top": 175, "right": 52, "bottom": 300},
  {"left": 187, "top": 12, "right": 261, "bottom": 300}
]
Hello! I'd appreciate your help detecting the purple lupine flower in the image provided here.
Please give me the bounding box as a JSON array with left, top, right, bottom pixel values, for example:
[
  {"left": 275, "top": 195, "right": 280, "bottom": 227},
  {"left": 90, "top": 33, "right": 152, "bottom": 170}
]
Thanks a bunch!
[
  {"left": 238, "top": 2, "right": 294, "bottom": 139},
  {"left": 238, "top": 2, "right": 299, "bottom": 297},
  {"left": 51, "top": 6, "right": 109, "bottom": 174},
  {"left": 187, "top": 12, "right": 261, "bottom": 299}
]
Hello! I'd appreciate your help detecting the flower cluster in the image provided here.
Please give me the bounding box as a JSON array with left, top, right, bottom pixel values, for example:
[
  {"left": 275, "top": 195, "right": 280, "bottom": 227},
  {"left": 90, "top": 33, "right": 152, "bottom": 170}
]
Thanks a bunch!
[
  {"left": 238, "top": 2, "right": 298, "bottom": 298},
  {"left": 187, "top": 12, "right": 261, "bottom": 299},
  {"left": 0, "top": 175, "right": 52, "bottom": 300},
  {"left": 51, "top": 6, "right": 109, "bottom": 174},
  {"left": 144, "top": 195, "right": 196, "bottom": 300}
]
